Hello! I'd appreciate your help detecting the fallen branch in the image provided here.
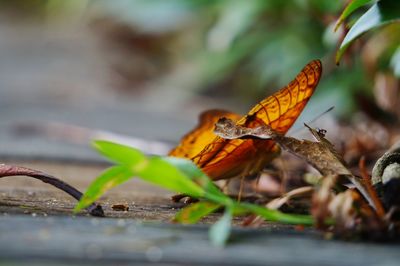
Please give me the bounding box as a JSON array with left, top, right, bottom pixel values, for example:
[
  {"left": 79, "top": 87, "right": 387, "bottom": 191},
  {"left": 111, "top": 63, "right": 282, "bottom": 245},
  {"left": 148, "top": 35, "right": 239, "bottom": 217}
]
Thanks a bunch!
[{"left": 0, "top": 164, "right": 104, "bottom": 217}]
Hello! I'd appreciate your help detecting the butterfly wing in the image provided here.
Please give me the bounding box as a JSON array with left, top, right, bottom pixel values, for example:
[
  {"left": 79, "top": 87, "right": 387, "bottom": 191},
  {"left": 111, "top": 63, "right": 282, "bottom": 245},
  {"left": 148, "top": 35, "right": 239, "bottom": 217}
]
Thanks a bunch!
[
  {"left": 239, "top": 60, "right": 322, "bottom": 131},
  {"left": 193, "top": 60, "right": 322, "bottom": 180},
  {"left": 169, "top": 109, "right": 241, "bottom": 159}
]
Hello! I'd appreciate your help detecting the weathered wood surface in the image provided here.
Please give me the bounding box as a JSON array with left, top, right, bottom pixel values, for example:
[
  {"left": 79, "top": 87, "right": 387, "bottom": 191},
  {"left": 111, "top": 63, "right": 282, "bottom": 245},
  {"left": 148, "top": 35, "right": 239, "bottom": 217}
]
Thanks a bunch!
[
  {"left": 0, "top": 160, "right": 181, "bottom": 221},
  {"left": 1, "top": 215, "right": 400, "bottom": 266},
  {"left": 0, "top": 160, "right": 400, "bottom": 266},
  {"left": 0, "top": 160, "right": 268, "bottom": 224}
]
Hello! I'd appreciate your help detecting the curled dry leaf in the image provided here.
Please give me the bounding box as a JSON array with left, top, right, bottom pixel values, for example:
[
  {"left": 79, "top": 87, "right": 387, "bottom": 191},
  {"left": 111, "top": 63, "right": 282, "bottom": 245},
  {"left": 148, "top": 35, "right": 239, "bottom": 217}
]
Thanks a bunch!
[
  {"left": 214, "top": 118, "right": 350, "bottom": 176},
  {"left": 312, "top": 176, "right": 387, "bottom": 239},
  {"left": 215, "top": 118, "right": 399, "bottom": 238},
  {"left": 311, "top": 175, "right": 337, "bottom": 229},
  {"left": 247, "top": 186, "right": 314, "bottom": 227},
  {"left": 329, "top": 190, "right": 359, "bottom": 231},
  {"left": 266, "top": 186, "right": 314, "bottom": 210},
  {"left": 359, "top": 157, "right": 385, "bottom": 218},
  {"left": 214, "top": 118, "right": 381, "bottom": 214}
]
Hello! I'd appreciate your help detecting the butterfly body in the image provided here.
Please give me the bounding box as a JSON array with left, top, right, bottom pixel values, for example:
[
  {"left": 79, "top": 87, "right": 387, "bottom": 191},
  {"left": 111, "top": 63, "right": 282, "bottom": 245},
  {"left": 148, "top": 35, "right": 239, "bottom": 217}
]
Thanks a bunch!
[{"left": 170, "top": 60, "right": 322, "bottom": 181}]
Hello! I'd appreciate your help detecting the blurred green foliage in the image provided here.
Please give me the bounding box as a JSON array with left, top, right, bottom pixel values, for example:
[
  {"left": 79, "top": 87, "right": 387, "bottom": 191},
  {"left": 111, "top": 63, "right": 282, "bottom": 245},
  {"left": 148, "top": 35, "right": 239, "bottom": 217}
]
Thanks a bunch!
[
  {"left": 93, "top": 0, "right": 400, "bottom": 116},
  {"left": 1, "top": 0, "right": 399, "bottom": 117},
  {"left": 96, "top": 0, "right": 346, "bottom": 111},
  {"left": 336, "top": 0, "right": 400, "bottom": 63}
]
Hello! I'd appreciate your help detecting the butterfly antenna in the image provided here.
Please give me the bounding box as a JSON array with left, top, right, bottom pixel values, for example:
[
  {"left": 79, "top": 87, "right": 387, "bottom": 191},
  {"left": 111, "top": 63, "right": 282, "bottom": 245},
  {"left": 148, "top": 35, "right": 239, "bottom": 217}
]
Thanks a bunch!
[
  {"left": 308, "top": 106, "right": 334, "bottom": 125},
  {"left": 289, "top": 106, "right": 335, "bottom": 135}
]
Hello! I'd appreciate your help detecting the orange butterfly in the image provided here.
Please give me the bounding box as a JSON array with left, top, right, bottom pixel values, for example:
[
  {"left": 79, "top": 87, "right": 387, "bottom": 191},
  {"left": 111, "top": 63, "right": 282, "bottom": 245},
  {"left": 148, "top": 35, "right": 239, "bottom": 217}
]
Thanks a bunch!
[{"left": 169, "top": 60, "right": 322, "bottom": 181}]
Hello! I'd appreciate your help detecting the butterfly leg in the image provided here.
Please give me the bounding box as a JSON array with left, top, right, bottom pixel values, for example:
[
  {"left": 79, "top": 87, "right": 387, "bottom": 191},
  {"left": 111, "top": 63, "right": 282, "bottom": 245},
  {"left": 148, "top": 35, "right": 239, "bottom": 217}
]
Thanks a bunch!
[
  {"left": 274, "top": 157, "right": 288, "bottom": 194},
  {"left": 237, "top": 176, "right": 246, "bottom": 202},
  {"left": 254, "top": 172, "right": 262, "bottom": 194},
  {"left": 220, "top": 179, "right": 232, "bottom": 195},
  {"left": 237, "top": 163, "right": 254, "bottom": 202}
]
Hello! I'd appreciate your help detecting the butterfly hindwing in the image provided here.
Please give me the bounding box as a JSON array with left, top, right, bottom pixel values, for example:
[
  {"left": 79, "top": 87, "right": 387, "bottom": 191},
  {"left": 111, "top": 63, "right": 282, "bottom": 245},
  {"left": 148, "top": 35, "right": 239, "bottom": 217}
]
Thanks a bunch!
[{"left": 169, "top": 109, "right": 241, "bottom": 159}]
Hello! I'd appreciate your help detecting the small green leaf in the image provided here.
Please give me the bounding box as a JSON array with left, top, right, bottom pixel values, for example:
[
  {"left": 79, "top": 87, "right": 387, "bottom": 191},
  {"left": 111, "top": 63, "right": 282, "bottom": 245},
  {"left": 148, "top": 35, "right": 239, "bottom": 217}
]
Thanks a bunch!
[
  {"left": 74, "top": 165, "right": 134, "bottom": 213},
  {"left": 240, "top": 203, "right": 314, "bottom": 225},
  {"left": 335, "top": 0, "right": 375, "bottom": 31},
  {"left": 93, "top": 140, "right": 146, "bottom": 166},
  {"left": 336, "top": 1, "right": 400, "bottom": 63},
  {"left": 209, "top": 207, "right": 233, "bottom": 247},
  {"left": 175, "top": 201, "right": 221, "bottom": 224}
]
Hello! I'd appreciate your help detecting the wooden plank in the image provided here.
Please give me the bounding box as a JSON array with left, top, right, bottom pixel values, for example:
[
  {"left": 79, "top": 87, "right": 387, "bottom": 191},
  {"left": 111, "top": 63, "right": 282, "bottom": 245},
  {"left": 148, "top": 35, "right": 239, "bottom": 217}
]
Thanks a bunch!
[
  {"left": 0, "top": 160, "right": 399, "bottom": 265},
  {"left": 0, "top": 215, "right": 399, "bottom": 266}
]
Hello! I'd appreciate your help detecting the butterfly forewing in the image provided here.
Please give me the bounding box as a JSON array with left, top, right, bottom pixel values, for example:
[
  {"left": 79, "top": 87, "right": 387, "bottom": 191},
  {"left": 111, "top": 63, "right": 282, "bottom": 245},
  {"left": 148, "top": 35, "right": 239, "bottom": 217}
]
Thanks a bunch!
[{"left": 239, "top": 60, "right": 322, "bottom": 132}]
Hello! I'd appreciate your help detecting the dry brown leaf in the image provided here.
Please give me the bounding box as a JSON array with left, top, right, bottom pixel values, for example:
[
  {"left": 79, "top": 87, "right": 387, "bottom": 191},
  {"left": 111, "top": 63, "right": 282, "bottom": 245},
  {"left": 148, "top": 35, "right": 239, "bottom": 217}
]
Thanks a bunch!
[
  {"left": 246, "top": 186, "right": 314, "bottom": 227},
  {"left": 214, "top": 118, "right": 350, "bottom": 176},
  {"left": 359, "top": 157, "right": 386, "bottom": 218},
  {"left": 266, "top": 186, "right": 314, "bottom": 210},
  {"left": 311, "top": 175, "right": 337, "bottom": 229},
  {"left": 215, "top": 119, "right": 400, "bottom": 238},
  {"left": 214, "top": 118, "right": 381, "bottom": 213},
  {"left": 312, "top": 176, "right": 387, "bottom": 239}
]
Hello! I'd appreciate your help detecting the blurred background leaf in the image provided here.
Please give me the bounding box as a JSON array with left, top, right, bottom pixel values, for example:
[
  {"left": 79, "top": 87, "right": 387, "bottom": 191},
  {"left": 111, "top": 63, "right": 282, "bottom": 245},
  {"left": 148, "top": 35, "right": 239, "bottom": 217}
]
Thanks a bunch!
[
  {"left": 335, "top": 0, "right": 374, "bottom": 31},
  {"left": 336, "top": 0, "right": 400, "bottom": 63}
]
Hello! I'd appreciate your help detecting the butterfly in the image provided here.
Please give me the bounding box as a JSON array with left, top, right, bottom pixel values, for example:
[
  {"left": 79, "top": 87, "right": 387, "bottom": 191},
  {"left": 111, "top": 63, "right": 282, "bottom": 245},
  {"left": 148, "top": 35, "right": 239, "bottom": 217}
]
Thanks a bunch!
[{"left": 169, "top": 60, "right": 322, "bottom": 181}]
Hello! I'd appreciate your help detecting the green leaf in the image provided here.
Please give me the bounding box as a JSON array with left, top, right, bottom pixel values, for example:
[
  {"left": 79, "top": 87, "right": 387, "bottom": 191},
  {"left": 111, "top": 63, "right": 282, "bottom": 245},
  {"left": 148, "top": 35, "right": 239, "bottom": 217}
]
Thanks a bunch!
[
  {"left": 336, "top": 1, "right": 400, "bottom": 63},
  {"left": 162, "top": 157, "right": 206, "bottom": 182},
  {"left": 174, "top": 201, "right": 221, "bottom": 224},
  {"left": 93, "top": 141, "right": 204, "bottom": 197},
  {"left": 163, "top": 157, "right": 231, "bottom": 204},
  {"left": 335, "top": 0, "right": 375, "bottom": 31},
  {"left": 77, "top": 142, "right": 206, "bottom": 212},
  {"left": 92, "top": 140, "right": 146, "bottom": 166},
  {"left": 138, "top": 157, "right": 205, "bottom": 198},
  {"left": 209, "top": 207, "right": 233, "bottom": 247},
  {"left": 239, "top": 203, "right": 314, "bottom": 225},
  {"left": 74, "top": 165, "right": 134, "bottom": 212}
]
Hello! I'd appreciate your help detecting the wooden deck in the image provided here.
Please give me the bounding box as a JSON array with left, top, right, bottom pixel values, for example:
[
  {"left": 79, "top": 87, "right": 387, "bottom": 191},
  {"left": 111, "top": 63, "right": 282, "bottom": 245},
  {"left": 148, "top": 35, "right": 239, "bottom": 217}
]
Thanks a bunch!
[
  {"left": 2, "top": 214, "right": 400, "bottom": 266},
  {"left": 0, "top": 159, "right": 399, "bottom": 266}
]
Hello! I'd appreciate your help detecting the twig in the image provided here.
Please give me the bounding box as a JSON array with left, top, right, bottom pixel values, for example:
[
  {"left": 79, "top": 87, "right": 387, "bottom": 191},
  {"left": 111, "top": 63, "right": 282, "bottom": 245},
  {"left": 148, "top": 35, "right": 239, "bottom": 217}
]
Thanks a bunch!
[{"left": 0, "top": 164, "right": 104, "bottom": 217}]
